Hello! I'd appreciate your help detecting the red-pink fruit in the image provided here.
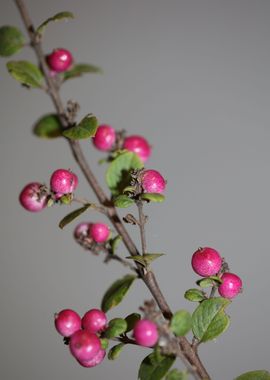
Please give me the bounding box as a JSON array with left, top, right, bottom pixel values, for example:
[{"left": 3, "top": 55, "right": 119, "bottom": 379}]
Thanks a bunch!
[
  {"left": 46, "top": 48, "right": 73, "bottom": 73},
  {"left": 19, "top": 182, "right": 47, "bottom": 212},
  {"left": 77, "top": 349, "right": 106, "bottom": 367},
  {"left": 54, "top": 309, "right": 81, "bottom": 337},
  {"left": 50, "top": 169, "right": 78, "bottom": 195},
  {"left": 74, "top": 223, "right": 91, "bottom": 239},
  {"left": 89, "top": 223, "right": 110, "bottom": 243},
  {"left": 191, "top": 247, "right": 222, "bottom": 277},
  {"left": 123, "top": 135, "right": 151, "bottom": 162},
  {"left": 69, "top": 330, "right": 101, "bottom": 362},
  {"left": 218, "top": 272, "right": 242, "bottom": 299},
  {"left": 82, "top": 309, "right": 107, "bottom": 334},
  {"left": 93, "top": 125, "right": 116, "bottom": 151},
  {"left": 133, "top": 319, "right": 158, "bottom": 347},
  {"left": 141, "top": 169, "right": 166, "bottom": 194}
]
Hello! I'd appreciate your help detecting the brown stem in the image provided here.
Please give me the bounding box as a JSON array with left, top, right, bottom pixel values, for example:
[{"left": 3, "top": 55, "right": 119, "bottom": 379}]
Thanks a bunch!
[{"left": 137, "top": 200, "right": 147, "bottom": 254}]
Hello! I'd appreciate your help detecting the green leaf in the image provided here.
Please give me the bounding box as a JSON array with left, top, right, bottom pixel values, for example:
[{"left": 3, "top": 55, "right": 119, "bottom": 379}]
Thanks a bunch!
[
  {"left": 170, "top": 310, "right": 192, "bottom": 337},
  {"left": 101, "top": 274, "right": 136, "bottom": 312},
  {"left": 196, "top": 278, "right": 215, "bottom": 288},
  {"left": 63, "top": 63, "right": 102, "bottom": 80},
  {"left": 166, "top": 369, "right": 188, "bottom": 380},
  {"left": 234, "top": 370, "right": 270, "bottom": 380},
  {"left": 184, "top": 289, "right": 206, "bottom": 302},
  {"left": 58, "top": 204, "right": 92, "bottom": 229},
  {"left": 114, "top": 194, "right": 135, "bottom": 208},
  {"left": 33, "top": 114, "right": 62, "bottom": 138},
  {"left": 100, "top": 338, "right": 109, "bottom": 350},
  {"left": 126, "top": 253, "right": 164, "bottom": 267},
  {"left": 36, "top": 11, "right": 74, "bottom": 35},
  {"left": 126, "top": 255, "right": 147, "bottom": 267},
  {"left": 138, "top": 352, "right": 175, "bottom": 380},
  {"left": 125, "top": 313, "right": 141, "bottom": 332},
  {"left": 140, "top": 193, "right": 165, "bottom": 203},
  {"left": 192, "top": 297, "right": 231, "bottom": 342},
  {"left": 110, "top": 235, "right": 122, "bottom": 254},
  {"left": 108, "top": 343, "right": 125, "bottom": 360},
  {"left": 104, "top": 318, "right": 127, "bottom": 338},
  {"left": 62, "top": 114, "right": 98, "bottom": 140},
  {"left": 6, "top": 60, "right": 44, "bottom": 88},
  {"left": 0, "top": 26, "right": 25, "bottom": 57},
  {"left": 123, "top": 186, "right": 136, "bottom": 194},
  {"left": 106, "top": 151, "right": 144, "bottom": 195}
]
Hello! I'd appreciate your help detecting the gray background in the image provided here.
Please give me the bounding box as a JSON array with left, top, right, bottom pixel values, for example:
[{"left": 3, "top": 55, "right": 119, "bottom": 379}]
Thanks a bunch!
[{"left": 0, "top": 0, "right": 269, "bottom": 379}]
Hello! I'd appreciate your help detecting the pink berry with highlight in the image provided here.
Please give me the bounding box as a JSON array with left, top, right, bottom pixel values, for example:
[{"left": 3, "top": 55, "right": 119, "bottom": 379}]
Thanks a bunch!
[
  {"left": 77, "top": 349, "right": 106, "bottom": 368},
  {"left": 46, "top": 48, "right": 73, "bottom": 73},
  {"left": 19, "top": 182, "right": 47, "bottom": 212},
  {"left": 218, "top": 272, "right": 242, "bottom": 299},
  {"left": 191, "top": 247, "right": 222, "bottom": 277},
  {"left": 123, "top": 135, "right": 151, "bottom": 162},
  {"left": 69, "top": 330, "right": 101, "bottom": 362},
  {"left": 54, "top": 309, "right": 81, "bottom": 337},
  {"left": 93, "top": 125, "right": 116, "bottom": 151},
  {"left": 141, "top": 169, "right": 166, "bottom": 194},
  {"left": 133, "top": 319, "right": 158, "bottom": 347},
  {"left": 74, "top": 222, "right": 90, "bottom": 239},
  {"left": 50, "top": 169, "right": 78, "bottom": 195},
  {"left": 90, "top": 223, "right": 110, "bottom": 243},
  {"left": 82, "top": 309, "right": 107, "bottom": 334}
]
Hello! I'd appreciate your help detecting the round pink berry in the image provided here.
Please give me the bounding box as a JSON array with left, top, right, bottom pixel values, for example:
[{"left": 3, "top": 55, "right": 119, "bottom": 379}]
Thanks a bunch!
[
  {"left": 93, "top": 125, "right": 116, "bottom": 151},
  {"left": 74, "top": 223, "right": 91, "bottom": 239},
  {"left": 69, "top": 330, "right": 101, "bottom": 362},
  {"left": 50, "top": 169, "right": 78, "bottom": 195},
  {"left": 123, "top": 135, "right": 151, "bottom": 162},
  {"left": 19, "top": 182, "right": 48, "bottom": 212},
  {"left": 54, "top": 309, "right": 81, "bottom": 337},
  {"left": 82, "top": 309, "right": 107, "bottom": 334},
  {"left": 218, "top": 272, "right": 242, "bottom": 299},
  {"left": 46, "top": 48, "right": 73, "bottom": 73},
  {"left": 133, "top": 319, "right": 158, "bottom": 347},
  {"left": 141, "top": 169, "right": 166, "bottom": 194},
  {"left": 77, "top": 349, "right": 106, "bottom": 367},
  {"left": 89, "top": 223, "right": 110, "bottom": 243},
  {"left": 191, "top": 247, "right": 222, "bottom": 277}
]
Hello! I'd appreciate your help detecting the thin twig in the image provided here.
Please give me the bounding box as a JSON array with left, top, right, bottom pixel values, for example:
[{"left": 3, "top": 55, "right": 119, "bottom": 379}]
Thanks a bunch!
[{"left": 136, "top": 200, "right": 147, "bottom": 254}]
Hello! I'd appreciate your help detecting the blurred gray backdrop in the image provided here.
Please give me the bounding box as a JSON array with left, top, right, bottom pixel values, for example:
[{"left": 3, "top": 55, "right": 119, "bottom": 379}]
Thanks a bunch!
[{"left": 1, "top": 1, "right": 270, "bottom": 379}]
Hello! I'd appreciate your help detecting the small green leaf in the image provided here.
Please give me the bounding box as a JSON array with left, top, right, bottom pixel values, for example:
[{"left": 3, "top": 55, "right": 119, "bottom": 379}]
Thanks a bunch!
[
  {"left": 108, "top": 343, "right": 125, "bottom": 360},
  {"left": 36, "top": 11, "right": 74, "bottom": 35},
  {"left": 234, "top": 370, "right": 270, "bottom": 380},
  {"left": 142, "top": 253, "right": 165, "bottom": 265},
  {"left": 0, "top": 26, "right": 25, "bottom": 57},
  {"left": 123, "top": 186, "right": 136, "bottom": 194},
  {"left": 110, "top": 235, "right": 122, "bottom": 254},
  {"left": 209, "top": 275, "right": 222, "bottom": 284},
  {"left": 101, "top": 274, "right": 136, "bottom": 312},
  {"left": 126, "top": 255, "right": 147, "bottom": 267},
  {"left": 166, "top": 369, "right": 188, "bottom": 380},
  {"left": 114, "top": 195, "right": 135, "bottom": 208},
  {"left": 104, "top": 318, "right": 127, "bottom": 338},
  {"left": 196, "top": 278, "right": 215, "bottom": 288},
  {"left": 100, "top": 338, "right": 109, "bottom": 350},
  {"left": 7, "top": 60, "right": 44, "bottom": 88},
  {"left": 62, "top": 114, "right": 98, "bottom": 140},
  {"left": 63, "top": 63, "right": 102, "bottom": 80},
  {"left": 59, "top": 204, "right": 92, "bottom": 229},
  {"left": 138, "top": 352, "right": 175, "bottom": 380},
  {"left": 170, "top": 310, "right": 192, "bottom": 337},
  {"left": 140, "top": 193, "right": 165, "bottom": 203},
  {"left": 200, "top": 310, "right": 230, "bottom": 342},
  {"left": 125, "top": 313, "right": 141, "bottom": 332},
  {"left": 33, "top": 114, "right": 62, "bottom": 138},
  {"left": 184, "top": 289, "right": 206, "bottom": 302}
]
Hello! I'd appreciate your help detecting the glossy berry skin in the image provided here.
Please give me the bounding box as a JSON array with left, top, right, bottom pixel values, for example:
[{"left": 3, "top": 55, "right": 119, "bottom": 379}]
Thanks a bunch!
[
  {"left": 54, "top": 309, "right": 81, "bottom": 337},
  {"left": 82, "top": 309, "right": 107, "bottom": 334},
  {"left": 69, "top": 330, "right": 101, "bottom": 362},
  {"left": 123, "top": 135, "right": 151, "bottom": 162},
  {"left": 77, "top": 349, "right": 106, "bottom": 367},
  {"left": 141, "top": 169, "right": 166, "bottom": 194},
  {"left": 50, "top": 169, "right": 78, "bottom": 195},
  {"left": 19, "top": 182, "right": 47, "bottom": 212},
  {"left": 74, "top": 222, "right": 91, "bottom": 239},
  {"left": 89, "top": 223, "right": 110, "bottom": 243},
  {"left": 93, "top": 125, "right": 116, "bottom": 151},
  {"left": 191, "top": 247, "right": 222, "bottom": 277},
  {"left": 133, "top": 319, "right": 158, "bottom": 347},
  {"left": 218, "top": 272, "right": 242, "bottom": 299},
  {"left": 46, "top": 48, "right": 73, "bottom": 73}
]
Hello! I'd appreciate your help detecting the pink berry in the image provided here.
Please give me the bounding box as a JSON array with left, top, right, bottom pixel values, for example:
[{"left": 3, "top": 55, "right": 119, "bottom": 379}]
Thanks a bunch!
[
  {"left": 191, "top": 247, "right": 222, "bottom": 277},
  {"left": 141, "top": 169, "right": 166, "bottom": 194},
  {"left": 77, "top": 349, "right": 106, "bottom": 367},
  {"left": 123, "top": 135, "right": 151, "bottom": 162},
  {"left": 218, "top": 272, "right": 242, "bottom": 299},
  {"left": 19, "top": 182, "right": 47, "bottom": 212},
  {"left": 50, "top": 169, "right": 78, "bottom": 195},
  {"left": 133, "top": 319, "right": 158, "bottom": 347},
  {"left": 74, "top": 223, "right": 91, "bottom": 239},
  {"left": 69, "top": 330, "right": 101, "bottom": 362},
  {"left": 54, "top": 309, "right": 81, "bottom": 337},
  {"left": 93, "top": 125, "right": 116, "bottom": 151},
  {"left": 46, "top": 48, "right": 73, "bottom": 73},
  {"left": 89, "top": 223, "right": 110, "bottom": 243},
  {"left": 82, "top": 309, "right": 107, "bottom": 334}
]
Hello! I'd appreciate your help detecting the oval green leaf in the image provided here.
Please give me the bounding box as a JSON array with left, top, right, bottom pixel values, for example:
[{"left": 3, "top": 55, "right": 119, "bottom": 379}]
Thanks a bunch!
[
  {"left": 6, "top": 60, "right": 44, "bottom": 88},
  {"left": 59, "top": 204, "right": 92, "bottom": 229},
  {"left": 109, "top": 235, "right": 122, "bottom": 254},
  {"left": 184, "top": 288, "right": 206, "bottom": 302},
  {"left": 62, "top": 114, "right": 98, "bottom": 140},
  {"left": 114, "top": 194, "right": 135, "bottom": 208},
  {"left": 234, "top": 370, "right": 270, "bottom": 380},
  {"left": 170, "top": 310, "right": 192, "bottom": 337},
  {"left": 100, "top": 338, "right": 109, "bottom": 350},
  {"left": 196, "top": 278, "right": 214, "bottom": 288},
  {"left": 125, "top": 313, "right": 141, "bottom": 332},
  {"left": 63, "top": 63, "right": 102, "bottom": 81},
  {"left": 108, "top": 343, "right": 125, "bottom": 360},
  {"left": 166, "top": 369, "right": 188, "bottom": 380},
  {"left": 104, "top": 318, "right": 127, "bottom": 338},
  {"left": 36, "top": 11, "right": 74, "bottom": 35},
  {"left": 0, "top": 26, "right": 25, "bottom": 57},
  {"left": 101, "top": 274, "right": 136, "bottom": 312},
  {"left": 140, "top": 193, "right": 165, "bottom": 203},
  {"left": 33, "top": 114, "right": 62, "bottom": 138},
  {"left": 138, "top": 353, "right": 175, "bottom": 380}
]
